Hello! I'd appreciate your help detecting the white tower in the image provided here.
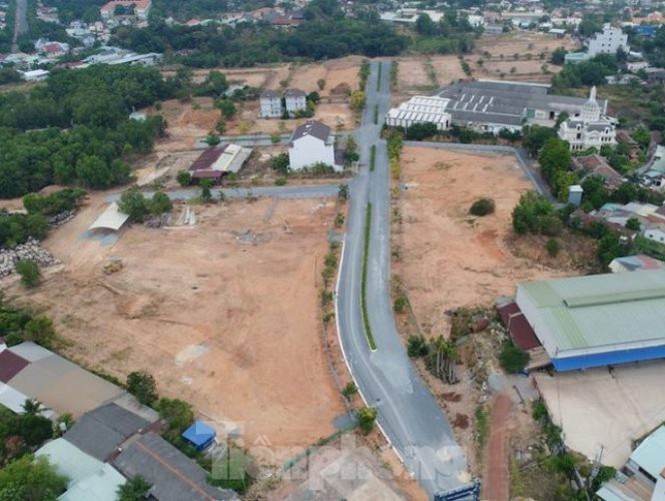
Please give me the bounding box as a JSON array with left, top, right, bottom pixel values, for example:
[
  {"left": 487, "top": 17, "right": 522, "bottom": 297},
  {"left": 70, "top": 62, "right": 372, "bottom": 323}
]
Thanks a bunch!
[{"left": 580, "top": 86, "right": 601, "bottom": 122}]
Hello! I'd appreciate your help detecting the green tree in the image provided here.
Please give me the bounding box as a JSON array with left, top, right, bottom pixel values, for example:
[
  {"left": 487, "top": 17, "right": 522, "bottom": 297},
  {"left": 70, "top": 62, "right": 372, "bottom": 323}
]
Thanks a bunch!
[
  {"left": 200, "top": 179, "right": 214, "bottom": 202},
  {"left": 0, "top": 455, "right": 67, "bottom": 500},
  {"left": 270, "top": 153, "right": 290, "bottom": 175},
  {"left": 15, "top": 261, "right": 41, "bottom": 289},
  {"left": 117, "top": 475, "right": 152, "bottom": 501},
  {"left": 357, "top": 406, "right": 377, "bottom": 434},
  {"left": 546, "top": 238, "right": 560, "bottom": 257},
  {"left": 522, "top": 125, "right": 557, "bottom": 156},
  {"left": 156, "top": 398, "right": 194, "bottom": 437},
  {"left": 538, "top": 138, "right": 571, "bottom": 183},
  {"left": 551, "top": 47, "right": 567, "bottom": 65},
  {"left": 499, "top": 342, "right": 530, "bottom": 373},
  {"left": 216, "top": 99, "right": 237, "bottom": 119},
  {"left": 118, "top": 188, "right": 150, "bottom": 223},
  {"left": 176, "top": 170, "right": 192, "bottom": 187},
  {"left": 469, "top": 198, "right": 495, "bottom": 216},
  {"left": 23, "top": 316, "right": 57, "bottom": 348},
  {"left": 626, "top": 217, "right": 641, "bottom": 231},
  {"left": 149, "top": 192, "right": 173, "bottom": 215},
  {"left": 206, "top": 134, "right": 221, "bottom": 146},
  {"left": 598, "top": 231, "right": 623, "bottom": 266},
  {"left": 126, "top": 371, "right": 158, "bottom": 406},
  {"left": 349, "top": 91, "right": 366, "bottom": 112},
  {"left": 338, "top": 184, "right": 349, "bottom": 200},
  {"left": 512, "top": 191, "right": 558, "bottom": 235}
]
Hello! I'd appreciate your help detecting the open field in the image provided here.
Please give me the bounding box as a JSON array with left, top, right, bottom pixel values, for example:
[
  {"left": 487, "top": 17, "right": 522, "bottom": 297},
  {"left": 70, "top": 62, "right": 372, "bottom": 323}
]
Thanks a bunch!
[
  {"left": 7, "top": 195, "right": 346, "bottom": 458},
  {"left": 393, "top": 55, "right": 468, "bottom": 99},
  {"left": 535, "top": 361, "right": 665, "bottom": 468},
  {"left": 397, "top": 147, "right": 568, "bottom": 337},
  {"left": 474, "top": 32, "right": 580, "bottom": 59}
]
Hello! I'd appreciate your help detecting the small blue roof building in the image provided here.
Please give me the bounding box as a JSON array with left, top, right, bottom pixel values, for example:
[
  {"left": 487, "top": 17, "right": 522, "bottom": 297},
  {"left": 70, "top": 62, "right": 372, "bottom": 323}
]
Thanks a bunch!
[
  {"left": 635, "top": 25, "right": 657, "bottom": 37},
  {"left": 181, "top": 421, "right": 216, "bottom": 451}
]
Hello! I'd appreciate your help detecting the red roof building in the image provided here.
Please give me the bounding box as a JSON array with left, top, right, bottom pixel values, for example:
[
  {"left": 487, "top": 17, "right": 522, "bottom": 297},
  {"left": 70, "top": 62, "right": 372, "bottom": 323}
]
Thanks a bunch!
[{"left": 497, "top": 302, "right": 542, "bottom": 351}]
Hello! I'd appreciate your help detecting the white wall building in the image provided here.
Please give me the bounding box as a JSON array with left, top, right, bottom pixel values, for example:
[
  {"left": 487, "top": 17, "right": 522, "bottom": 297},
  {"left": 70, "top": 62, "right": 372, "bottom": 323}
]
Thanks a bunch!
[
  {"left": 558, "top": 87, "right": 616, "bottom": 151},
  {"left": 259, "top": 90, "right": 283, "bottom": 118},
  {"left": 288, "top": 120, "right": 342, "bottom": 172},
  {"left": 587, "top": 23, "right": 629, "bottom": 56},
  {"left": 385, "top": 95, "right": 451, "bottom": 131},
  {"left": 285, "top": 88, "right": 307, "bottom": 116}
]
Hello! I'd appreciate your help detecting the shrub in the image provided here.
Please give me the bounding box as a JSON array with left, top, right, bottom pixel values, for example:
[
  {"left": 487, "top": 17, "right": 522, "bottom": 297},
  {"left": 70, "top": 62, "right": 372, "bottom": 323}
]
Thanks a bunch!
[
  {"left": 393, "top": 295, "right": 407, "bottom": 313},
  {"left": 469, "top": 198, "right": 495, "bottom": 216},
  {"left": 357, "top": 406, "right": 377, "bottom": 433},
  {"left": 546, "top": 238, "right": 560, "bottom": 257},
  {"left": 126, "top": 371, "right": 158, "bottom": 406},
  {"left": 274, "top": 177, "right": 287, "bottom": 186},
  {"left": 156, "top": 398, "right": 194, "bottom": 437},
  {"left": 407, "top": 335, "right": 429, "bottom": 357},
  {"left": 341, "top": 382, "right": 357, "bottom": 397},
  {"left": 15, "top": 260, "right": 41, "bottom": 288},
  {"left": 499, "top": 342, "right": 530, "bottom": 374},
  {"left": 270, "top": 153, "right": 290, "bottom": 175},
  {"left": 176, "top": 170, "right": 192, "bottom": 187}
]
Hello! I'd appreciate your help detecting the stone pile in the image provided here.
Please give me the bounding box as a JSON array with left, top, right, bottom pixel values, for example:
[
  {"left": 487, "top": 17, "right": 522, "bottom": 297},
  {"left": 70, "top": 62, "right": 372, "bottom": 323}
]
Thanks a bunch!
[
  {"left": 48, "top": 210, "right": 75, "bottom": 227},
  {"left": 0, "top": 238, "right": 57, "bottom": 278}
]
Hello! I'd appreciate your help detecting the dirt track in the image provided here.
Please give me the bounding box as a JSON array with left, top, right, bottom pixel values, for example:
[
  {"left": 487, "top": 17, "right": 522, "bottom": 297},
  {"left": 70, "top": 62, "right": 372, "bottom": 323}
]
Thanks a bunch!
[
  {"left": 9, "top": 196, "right": 345, "bottom": 459},
  {"left": 482, "top": 393, "right": 512, "bottom": 501}
]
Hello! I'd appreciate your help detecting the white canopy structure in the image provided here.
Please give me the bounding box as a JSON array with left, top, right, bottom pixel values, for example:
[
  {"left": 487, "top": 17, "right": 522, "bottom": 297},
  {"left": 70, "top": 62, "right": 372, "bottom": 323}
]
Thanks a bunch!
[{"left": 88, "top": 202, "right": 129, "bottom": 232}]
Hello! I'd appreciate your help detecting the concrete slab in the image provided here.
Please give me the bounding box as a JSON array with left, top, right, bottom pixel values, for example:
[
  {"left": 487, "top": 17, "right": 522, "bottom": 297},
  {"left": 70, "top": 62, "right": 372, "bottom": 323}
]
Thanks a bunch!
[{"left": 535, "top": 361, "right": 665, "bottom": 467}]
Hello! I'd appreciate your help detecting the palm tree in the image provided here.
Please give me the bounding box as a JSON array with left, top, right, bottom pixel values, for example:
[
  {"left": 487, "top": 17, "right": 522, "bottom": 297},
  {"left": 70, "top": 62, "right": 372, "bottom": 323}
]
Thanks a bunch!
[{"left": 22, "top": 399, "right": 43, "bottom": 415}]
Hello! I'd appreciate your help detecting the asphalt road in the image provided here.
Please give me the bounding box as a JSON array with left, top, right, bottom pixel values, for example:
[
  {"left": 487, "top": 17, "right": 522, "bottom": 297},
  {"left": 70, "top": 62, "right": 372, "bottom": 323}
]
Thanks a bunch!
[
  {"left": 12, "top": 0, "right": 28, "bottom": 53},
  {"left": 335, "top": 61, "right": 468, "bottom": 498}
]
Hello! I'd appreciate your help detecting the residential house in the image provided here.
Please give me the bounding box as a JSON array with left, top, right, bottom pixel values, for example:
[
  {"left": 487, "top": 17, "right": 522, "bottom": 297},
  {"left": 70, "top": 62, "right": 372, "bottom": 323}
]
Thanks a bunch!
[
  {"left": 100, "top": 0, "right": 152, "bottom": 21},
  {"left": 587, "top": 23, "right": 629, "bottom": 56},
  {"left": 558, "top": 86, "right": 617, "bottom": 151},
  {"left": 259, "top": 89, "right": 283, "bottom": 118},
  {"left": 112, "top": 432, "right": 237, "bottom": 501},
  {"left": 609, "top": 254, "right": 665, "bottom": 273},
  {"left": 288, "top": 120, "right": 342, "bottom": 171},
  {"left": 36, "top": 438, "right": 126, "bottom": 501},
  {"left": 188, "top": 144, "right": 251, "bottom": 182},
  {"left": 571, "top": 154, "right": 624, "bottom": 190},
  {"left": 597, "top": 425, "right": 665, "bottom": 500},
  {"left": 285, "top": 88, "right": 307, "bottom": 116}
]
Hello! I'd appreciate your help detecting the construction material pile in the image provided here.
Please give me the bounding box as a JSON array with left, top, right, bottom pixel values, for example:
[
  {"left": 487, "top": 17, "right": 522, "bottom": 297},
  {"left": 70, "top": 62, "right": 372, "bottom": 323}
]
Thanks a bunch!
[{"left": 0, "top": 238, "right": 57, "bottom": 278}]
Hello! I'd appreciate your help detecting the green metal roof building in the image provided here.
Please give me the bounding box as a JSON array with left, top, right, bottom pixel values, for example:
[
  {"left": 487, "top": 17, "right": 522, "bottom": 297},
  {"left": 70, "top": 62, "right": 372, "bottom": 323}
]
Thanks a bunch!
[{"left": 516, "top": 270, "right": 665, "bottom": 371}]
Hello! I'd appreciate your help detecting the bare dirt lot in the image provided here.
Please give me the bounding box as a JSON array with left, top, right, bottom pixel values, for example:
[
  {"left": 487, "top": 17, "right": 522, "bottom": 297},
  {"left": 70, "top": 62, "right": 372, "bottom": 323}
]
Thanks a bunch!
[
  {"left": 8, "top": 196, "right": 346, "bottom": 457},
  {"left": 467, "top": 32, "right": 581, "bottom": 83},
  {"left": 393, "top": 55, "right": 468, "bottom": 101},
  {"left": 396, "top": 147, "right": 567, "bottom": 337}
]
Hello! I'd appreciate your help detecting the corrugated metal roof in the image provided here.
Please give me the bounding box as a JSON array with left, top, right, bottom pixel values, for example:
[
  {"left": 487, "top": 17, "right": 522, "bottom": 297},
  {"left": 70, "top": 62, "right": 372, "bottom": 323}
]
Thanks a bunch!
[
  {"left": 36, "top": 438, "right": 105, "bottom": 486},
  {"left": 518, "top": 270, "right": 665, "bottom": 352},
  {"left": 631, "top": 425, "right": 665, "bottom": 479},
  {"left": 59, "top": 464, "right": 126, "bottom": 501},
  {"left": 0, "top": 382, "right": 31, "bottom": 414},
  {"left": 8, "top": 341, "right": 53, "bottom": 362}
]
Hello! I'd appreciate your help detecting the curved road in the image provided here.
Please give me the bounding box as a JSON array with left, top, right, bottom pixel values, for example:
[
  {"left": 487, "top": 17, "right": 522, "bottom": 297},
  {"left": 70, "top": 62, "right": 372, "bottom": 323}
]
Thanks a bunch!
[{"left": 336, "top": 61, "right": 468, "bottom": 498}]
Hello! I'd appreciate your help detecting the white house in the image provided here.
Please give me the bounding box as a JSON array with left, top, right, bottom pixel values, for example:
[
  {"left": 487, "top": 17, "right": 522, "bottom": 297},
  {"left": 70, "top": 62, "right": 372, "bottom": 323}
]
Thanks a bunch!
[
  {"left": 100, "top": 0, "right": 152, "bottom": 21},
  {"left": 558, "top": 87, "right": 616, "bottom": 151},
  {"left": 285, "top": 88, "right": 307, "bottom": 116},
  {"left": 587, "top": 23, "right": 629, "bottom": 56},
  {"left": 259, "top": 90, "right": 282, "bottom": 118},
  {"left": 288, "top": 120, "right": 342, "bottom": 172}
]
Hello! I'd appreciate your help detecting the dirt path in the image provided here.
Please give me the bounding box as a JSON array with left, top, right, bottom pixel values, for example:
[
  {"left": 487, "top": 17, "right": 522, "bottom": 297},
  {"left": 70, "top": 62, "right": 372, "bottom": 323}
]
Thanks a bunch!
[
  {"left": 482, "top": 393, "right": 513, "bottom": 501},
  {"left": 12, "top": 0, "right": 28, "bottom": 52}
]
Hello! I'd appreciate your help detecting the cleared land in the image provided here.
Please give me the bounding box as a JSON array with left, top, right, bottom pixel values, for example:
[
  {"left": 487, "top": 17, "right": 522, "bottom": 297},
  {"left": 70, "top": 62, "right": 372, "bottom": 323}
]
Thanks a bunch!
[
  {"left": 535, "top": 361, "right": 665, "bottom": 468},
  {"left": 397, "top": 147, "right": 567, "bottom": 336},
  {"left": 8, "top": 195, "right": 345, "bottom": 458}
]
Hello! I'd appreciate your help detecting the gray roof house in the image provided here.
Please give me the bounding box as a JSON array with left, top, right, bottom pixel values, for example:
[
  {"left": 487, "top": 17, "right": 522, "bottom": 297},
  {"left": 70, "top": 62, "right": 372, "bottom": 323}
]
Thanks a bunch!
[
  {"left": 112, "top": 432, "right": 237, "bottom": 501},
  {"left": 64, "top": 402, "right": 150, "bottom": 461}
]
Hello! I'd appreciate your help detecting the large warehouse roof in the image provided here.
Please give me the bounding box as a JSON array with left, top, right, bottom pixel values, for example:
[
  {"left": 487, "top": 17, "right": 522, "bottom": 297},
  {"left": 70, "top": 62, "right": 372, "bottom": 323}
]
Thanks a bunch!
[{"left": 516, "top": 270, "right": 665, "bottom": 370}]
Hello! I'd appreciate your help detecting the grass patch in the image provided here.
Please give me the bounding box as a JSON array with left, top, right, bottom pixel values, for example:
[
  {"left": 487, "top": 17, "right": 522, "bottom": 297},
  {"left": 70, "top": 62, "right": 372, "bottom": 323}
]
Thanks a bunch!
[
  {"left": 361, "top": 203, "right": 377, "bottom": 350},
  {"left": 376, "top": 62, "right": 382, "bottom": 92},
  {"left": 475, "top": 405, "right": 489, "bottom": 454},
  {"left": 369, "top": 144, "right": 376, "bottom": 172},
  {"left": 390, "top": 61, "right": 398, "bottom": 90},
  {"left": 373, "top": 104, "right": 378, "bottom": 124}
]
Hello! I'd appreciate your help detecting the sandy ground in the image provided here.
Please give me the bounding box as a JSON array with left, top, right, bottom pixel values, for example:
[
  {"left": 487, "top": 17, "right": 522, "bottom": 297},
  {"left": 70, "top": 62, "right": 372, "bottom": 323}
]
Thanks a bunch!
[
  {"left": 7, "top": 195, "right": 345, "bottom": 457},
  {"left": 397, "top": 147, "right": 566, "bottom": 336},
  {"left": 535, "top": 361, "right": 665, "bottom": 468},
  {"left": 474, "top": 32, "right": 579, "bottom": 59}
]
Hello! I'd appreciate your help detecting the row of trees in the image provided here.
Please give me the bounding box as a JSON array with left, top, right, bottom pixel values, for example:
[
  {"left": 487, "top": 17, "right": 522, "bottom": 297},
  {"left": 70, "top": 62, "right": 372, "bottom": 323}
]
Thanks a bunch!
[{"left": 117, "top": 188, "right": 173, "bottom": 222}]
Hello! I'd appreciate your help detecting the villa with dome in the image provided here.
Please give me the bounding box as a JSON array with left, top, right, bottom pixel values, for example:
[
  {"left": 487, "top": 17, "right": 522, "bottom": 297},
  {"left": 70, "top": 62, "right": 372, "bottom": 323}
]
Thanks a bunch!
[
  {"left": 557, "top": 86, "right": 617, "bottom": 151},
  {"left": 388, "top": 80, "right": 615, "bottom": 140}
]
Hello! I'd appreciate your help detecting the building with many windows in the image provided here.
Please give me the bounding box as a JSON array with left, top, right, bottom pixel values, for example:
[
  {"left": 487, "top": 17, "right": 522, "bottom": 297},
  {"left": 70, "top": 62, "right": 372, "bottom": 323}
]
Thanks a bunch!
[{"left": 587, "top": 23, "right": 629, "bottom": 56}]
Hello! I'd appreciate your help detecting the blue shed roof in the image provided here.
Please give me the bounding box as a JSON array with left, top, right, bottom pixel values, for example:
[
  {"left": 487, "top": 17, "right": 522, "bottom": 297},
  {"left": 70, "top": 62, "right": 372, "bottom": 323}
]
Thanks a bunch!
[{"left": 181, "top": 421, "right": 216, "bottom": 447}]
